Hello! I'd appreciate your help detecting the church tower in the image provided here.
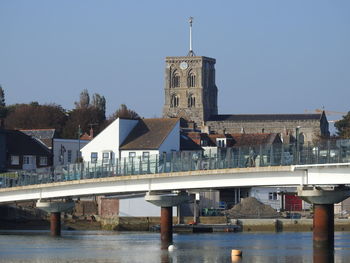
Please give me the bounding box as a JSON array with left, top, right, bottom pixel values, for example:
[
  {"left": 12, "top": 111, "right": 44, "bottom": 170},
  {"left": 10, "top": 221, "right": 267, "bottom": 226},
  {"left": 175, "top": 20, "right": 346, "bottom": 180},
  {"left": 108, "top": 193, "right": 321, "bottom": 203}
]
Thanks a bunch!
[{"left": 162, "top": 17, "right": 218, "bottom": 128}]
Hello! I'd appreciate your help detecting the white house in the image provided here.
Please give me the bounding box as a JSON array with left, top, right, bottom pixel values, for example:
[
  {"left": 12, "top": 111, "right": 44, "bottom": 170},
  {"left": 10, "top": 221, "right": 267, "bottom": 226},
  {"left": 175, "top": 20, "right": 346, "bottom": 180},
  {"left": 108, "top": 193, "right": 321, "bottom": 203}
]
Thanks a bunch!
[
  {"left": 119, "top": 118, "right": 180, "bottom": 159},
  {"left": 81, "top": 118, "right": 139, "bottom": 163},
  {"left": 80, "top": 117, "right": 180, "bottom": 217}
]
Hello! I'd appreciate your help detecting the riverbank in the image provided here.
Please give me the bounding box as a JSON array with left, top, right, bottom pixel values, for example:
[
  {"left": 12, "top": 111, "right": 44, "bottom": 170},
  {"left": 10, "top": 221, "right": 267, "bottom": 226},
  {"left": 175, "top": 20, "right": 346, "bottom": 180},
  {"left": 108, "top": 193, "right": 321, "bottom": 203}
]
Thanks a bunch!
[{"left": 2, "top": 216, "right": 350, "bottom": 232}]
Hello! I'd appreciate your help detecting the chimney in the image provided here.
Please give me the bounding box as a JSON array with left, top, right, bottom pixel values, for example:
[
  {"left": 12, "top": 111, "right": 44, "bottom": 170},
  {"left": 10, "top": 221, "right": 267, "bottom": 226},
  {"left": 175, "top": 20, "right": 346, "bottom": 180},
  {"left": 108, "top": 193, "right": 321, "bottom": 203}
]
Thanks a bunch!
[{"left": 89, "top": 127, "right": 94, "bottom": 139}]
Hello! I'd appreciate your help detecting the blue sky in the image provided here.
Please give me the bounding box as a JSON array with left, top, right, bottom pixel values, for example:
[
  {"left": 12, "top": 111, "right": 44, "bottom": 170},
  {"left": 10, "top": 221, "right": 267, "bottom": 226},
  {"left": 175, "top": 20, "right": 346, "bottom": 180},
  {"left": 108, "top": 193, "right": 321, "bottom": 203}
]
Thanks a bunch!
[{"left": 1, "top": 0, "right": 349, "bottom": 123}]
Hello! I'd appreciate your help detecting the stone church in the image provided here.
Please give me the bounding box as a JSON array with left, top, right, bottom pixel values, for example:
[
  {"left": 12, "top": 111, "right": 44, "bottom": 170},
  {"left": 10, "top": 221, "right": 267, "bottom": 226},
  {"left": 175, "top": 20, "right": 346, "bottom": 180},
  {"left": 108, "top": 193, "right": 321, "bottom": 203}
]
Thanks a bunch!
[{"left": 162, "top": 53, "right": 329, "bottom": 144}]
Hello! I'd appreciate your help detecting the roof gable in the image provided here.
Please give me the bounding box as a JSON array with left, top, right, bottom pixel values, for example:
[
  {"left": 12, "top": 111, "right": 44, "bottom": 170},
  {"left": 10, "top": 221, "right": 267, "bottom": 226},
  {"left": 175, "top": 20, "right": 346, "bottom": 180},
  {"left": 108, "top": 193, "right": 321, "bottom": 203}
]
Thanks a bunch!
[{"left": 120, "top": 118, "right": 179, "bottom": 150}]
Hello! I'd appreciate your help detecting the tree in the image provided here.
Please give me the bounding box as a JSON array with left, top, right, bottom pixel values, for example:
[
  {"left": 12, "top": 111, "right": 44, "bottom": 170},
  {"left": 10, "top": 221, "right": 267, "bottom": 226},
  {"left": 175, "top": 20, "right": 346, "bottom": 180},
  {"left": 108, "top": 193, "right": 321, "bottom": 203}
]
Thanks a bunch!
[
  {"left": 92, "top": 93, "right": 106, "bottom": 115},
  {"left": 335, "top": 112, "right": 350, "bottom": 138},
  {"left": 111, "top": 104, "right": 140, "bottom": 120},
  {"left": 0, "top": 85, "right": 6, "bottom": 119},
  {"left": 5, "top": 103, "right": 67, "bottom": 135},
  {"left": 62, "top": 107, "right": 106, "bottom": 138},
  {"left": 74, "top": 89, "right": 90, "bottom": 109},
  {"left": 0, "top": 85, "right": 5, "bottom": 107}
]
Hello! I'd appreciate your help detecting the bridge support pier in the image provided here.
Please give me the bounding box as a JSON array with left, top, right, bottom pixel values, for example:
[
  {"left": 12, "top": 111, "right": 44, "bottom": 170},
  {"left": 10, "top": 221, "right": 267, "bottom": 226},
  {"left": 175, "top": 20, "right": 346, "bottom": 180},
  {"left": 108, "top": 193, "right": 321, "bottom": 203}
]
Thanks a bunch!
[
  {"left": 298, "top": 186, "right": 350, "bottom": 250},
  {"left": 145, "top": 192, "right": 191, "bottom": 249},
  {"left": 36, "top": 200, "right": 75, "bottom": 236},
  {"left": 50, "top": 212, "right": 61, "bottom": 236},
  {"left": 161, "top": 206, "right": 173, "bottom": 245}
]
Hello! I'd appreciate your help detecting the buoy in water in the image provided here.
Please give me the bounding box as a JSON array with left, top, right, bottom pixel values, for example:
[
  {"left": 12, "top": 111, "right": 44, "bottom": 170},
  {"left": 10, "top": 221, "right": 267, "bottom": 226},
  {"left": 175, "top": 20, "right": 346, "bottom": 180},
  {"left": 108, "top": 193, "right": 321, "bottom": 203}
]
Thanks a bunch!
[
  {"left": 231, "top": 249, "right": 242, "bottom": 256},
  {"left": 168, "top": 245, "right": 175, "bottom": 251}
]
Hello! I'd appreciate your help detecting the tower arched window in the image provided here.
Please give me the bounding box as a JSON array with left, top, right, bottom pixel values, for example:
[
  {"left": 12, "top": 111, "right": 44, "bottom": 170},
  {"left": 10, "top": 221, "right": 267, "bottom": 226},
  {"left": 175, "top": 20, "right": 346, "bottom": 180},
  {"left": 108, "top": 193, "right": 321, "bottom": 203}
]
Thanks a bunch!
[
  {"left": 172, "top": 71, "right": 180, "bottom": 88},
  {"left": 187, "top": 71, "right": 196, "bottom": 87},
  {"left": 188, "top": 94, "right": 195, "bottom": 108},
  {"left": 171, "top": 94, "right": 179, "bottom": 108}
]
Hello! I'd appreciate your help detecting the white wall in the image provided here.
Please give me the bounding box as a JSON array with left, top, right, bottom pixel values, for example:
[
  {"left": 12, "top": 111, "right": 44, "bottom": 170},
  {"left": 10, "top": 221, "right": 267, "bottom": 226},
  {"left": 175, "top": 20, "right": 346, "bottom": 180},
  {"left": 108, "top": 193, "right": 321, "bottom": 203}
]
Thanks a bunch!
[
  {"left": 81, "top": 118, "right": 138, "bottom": 162},
  {"left": 119, "top": 197, "right": 177, "bottom": 217},
  {"left": 53, "top": 139, "right": 90, "bottom": 166},
  {"left": 249, "top": 187, "right": 311, "bottom": 211},
  {"left": 120, "top": 150, "right": 159, "bottom": 159}
]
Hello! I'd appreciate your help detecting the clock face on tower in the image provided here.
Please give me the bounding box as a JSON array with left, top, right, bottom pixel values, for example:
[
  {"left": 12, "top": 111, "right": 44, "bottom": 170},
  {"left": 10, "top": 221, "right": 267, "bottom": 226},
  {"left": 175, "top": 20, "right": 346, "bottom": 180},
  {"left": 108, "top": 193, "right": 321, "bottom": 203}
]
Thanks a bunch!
[{"left": 180, "top": 62, "right": 188, "bottom": 70}]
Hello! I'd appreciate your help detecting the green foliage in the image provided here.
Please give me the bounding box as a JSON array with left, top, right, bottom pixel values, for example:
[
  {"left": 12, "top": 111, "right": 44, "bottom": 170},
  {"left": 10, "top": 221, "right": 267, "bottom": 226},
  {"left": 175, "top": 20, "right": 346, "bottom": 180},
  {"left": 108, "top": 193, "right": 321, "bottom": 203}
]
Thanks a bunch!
[{"left": 335, "top": 112, "right": 350, "bottom": 138}]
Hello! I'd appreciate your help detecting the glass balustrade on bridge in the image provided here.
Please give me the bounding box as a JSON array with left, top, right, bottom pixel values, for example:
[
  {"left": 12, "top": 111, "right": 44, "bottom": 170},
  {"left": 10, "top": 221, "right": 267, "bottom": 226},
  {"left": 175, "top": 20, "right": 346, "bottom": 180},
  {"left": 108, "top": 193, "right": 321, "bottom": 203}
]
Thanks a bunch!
[{"left": 1, "top": 139, "right": 350, "bottom": 188}]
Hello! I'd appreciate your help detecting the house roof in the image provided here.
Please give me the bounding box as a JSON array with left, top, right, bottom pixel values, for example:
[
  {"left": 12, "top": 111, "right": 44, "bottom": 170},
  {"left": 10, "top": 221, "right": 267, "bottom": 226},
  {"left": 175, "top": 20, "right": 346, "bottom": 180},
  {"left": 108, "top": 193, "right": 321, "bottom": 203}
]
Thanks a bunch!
[
  {"left": 20, "top": 129, "right": 56, "bottom": 148},
  {"left": 228, "top": 133, "right": 281, "bottom": 147},
  {"left": 186, "top": 132, "right": 281, "bottom": 147},
  {"left": 120, "top": 118, "right": 179, "bottom": 150},
  {"left": 5, "top": 130, "right": 52, "bottom": 156},
  {"left": 210, "top": 114, "right": 322, "bottom": 122},
  {"left": 180, "top": 134, "right": 203, "bottom": 151}
]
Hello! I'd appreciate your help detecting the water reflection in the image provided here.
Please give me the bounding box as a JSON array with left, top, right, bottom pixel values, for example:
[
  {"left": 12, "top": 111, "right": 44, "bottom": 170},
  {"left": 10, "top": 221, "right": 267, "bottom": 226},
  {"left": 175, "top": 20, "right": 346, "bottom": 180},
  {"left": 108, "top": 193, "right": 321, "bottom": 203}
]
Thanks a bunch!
[
  {"left": 313, "top": 246, "right": 334, "bottom": 263},
  {"left": 0, "top": 231, "right": 349, "bottom": 263}
]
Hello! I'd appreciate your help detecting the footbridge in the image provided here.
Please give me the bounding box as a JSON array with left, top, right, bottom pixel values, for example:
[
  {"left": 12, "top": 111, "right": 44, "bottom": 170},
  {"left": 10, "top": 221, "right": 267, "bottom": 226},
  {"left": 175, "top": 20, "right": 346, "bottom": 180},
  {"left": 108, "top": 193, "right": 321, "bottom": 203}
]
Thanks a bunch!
[
  {"left": 1, "top": 140, "right": 350, "bottom": 249},
  {"left": 0, "top": 163, "right": 350, "bottom": 203}
]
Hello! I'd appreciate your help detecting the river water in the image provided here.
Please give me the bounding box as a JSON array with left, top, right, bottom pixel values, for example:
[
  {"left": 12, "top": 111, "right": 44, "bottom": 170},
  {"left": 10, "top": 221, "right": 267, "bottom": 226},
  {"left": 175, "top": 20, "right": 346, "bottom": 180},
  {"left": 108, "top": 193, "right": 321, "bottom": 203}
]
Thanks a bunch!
[{"left": 0, "top": 231, "right": 350, "bottom": 262}]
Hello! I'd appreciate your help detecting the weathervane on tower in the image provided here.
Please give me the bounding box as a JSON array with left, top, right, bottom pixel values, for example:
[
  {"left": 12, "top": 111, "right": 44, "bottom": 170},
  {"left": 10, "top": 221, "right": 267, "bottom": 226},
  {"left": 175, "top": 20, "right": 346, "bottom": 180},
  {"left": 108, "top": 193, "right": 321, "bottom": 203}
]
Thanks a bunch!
[{"left": 187, "top": 17, "right": 195, "bottom": 56}]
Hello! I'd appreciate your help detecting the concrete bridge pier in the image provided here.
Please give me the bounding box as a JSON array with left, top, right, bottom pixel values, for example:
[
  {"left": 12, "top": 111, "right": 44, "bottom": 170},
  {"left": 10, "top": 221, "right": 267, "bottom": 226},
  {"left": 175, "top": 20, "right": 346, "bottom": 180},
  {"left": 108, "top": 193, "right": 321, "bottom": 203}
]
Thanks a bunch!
[
  {"left": 145, "top": 192, "right": 191, "bottom": 248},
  {"left": 36, "top": 200, "right": 75, "bottom": 236},
  {"left": 298, "top": 186, "right": 350, "bottom": 249}
]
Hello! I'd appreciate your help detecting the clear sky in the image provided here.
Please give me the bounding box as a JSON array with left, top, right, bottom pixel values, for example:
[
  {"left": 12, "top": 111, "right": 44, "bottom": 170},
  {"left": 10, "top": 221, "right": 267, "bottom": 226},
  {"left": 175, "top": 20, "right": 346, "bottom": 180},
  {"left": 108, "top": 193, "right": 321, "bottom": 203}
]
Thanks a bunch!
[{"left": 1, "top": 1, "right": 349, "bottom": 122}]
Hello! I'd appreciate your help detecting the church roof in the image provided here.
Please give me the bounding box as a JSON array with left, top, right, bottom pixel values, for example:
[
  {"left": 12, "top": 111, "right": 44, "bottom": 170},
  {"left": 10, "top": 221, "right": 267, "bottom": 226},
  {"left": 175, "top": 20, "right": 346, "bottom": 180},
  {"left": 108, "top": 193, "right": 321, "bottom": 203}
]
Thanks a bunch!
[
  {"left": 210, "top": 114, "right": 322, "bottom": 122},
  {"left": 120, "top": 118, "right": 179, "bottom": 150}
]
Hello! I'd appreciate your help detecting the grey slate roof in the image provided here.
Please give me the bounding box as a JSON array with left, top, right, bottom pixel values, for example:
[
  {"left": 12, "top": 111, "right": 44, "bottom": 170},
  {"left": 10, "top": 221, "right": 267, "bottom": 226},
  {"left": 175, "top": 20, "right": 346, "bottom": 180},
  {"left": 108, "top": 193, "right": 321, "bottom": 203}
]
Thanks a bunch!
[
  {"left": 210, "top": 114, "right": 322, "bottom": 122},
  {"left": 20, "top": 129, "right": 56, "bottom": 148},
  {"left": 5, "top": 130, "right": 52, "bottom": 155},
  {"left": 120, "top": 118, "right": 179, "bottom": 150}
]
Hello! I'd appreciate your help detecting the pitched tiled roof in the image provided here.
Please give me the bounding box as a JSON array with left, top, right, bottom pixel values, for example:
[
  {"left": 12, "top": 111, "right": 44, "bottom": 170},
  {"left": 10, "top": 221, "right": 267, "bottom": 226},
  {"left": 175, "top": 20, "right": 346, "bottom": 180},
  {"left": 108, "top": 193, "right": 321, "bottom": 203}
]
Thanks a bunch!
[
  {"left": 180, "top": 134, "right": 203, "bottom": 151},
  {"left": 210, "top": 114, "right": 322, "bottom": 122},
  {"left": 186, "top": 132, "right": 281, "bottom": 147},
  {"left": 229, "top": 133, "right": 281, "bottom": 147},
  {"left": 20, "top": 129, "right": 56, "bottom": 148},
  {"left": 120, "top": 118, "right": 179, "bottom": 150},
  {"left": 6, "top": 130, "right": 52, "bottom": 155}
]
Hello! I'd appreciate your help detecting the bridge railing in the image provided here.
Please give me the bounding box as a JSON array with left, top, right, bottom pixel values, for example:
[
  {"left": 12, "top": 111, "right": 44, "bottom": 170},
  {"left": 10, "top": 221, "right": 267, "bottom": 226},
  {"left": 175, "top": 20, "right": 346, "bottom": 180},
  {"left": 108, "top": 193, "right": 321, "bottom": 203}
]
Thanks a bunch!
[{"left": 1, "top": 139, "right": 350, "bottom": 188}]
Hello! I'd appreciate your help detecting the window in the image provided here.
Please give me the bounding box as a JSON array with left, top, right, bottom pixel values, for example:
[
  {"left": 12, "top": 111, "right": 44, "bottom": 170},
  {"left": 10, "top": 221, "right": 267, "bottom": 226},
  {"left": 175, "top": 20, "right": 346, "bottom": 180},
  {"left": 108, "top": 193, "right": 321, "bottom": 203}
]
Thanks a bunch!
[
  {"left": 23, "top": 156, "right": 31, "bottom": 165},
  {"left": 10, "top": 155, "right": 19, "bottom": 165},
  {"left": 172, "top": 72, "right": 180, "bottom": 88},
  {"left": 39, "top": 157, "right": 48, "bottom": 166},
  {"left": 216, "top": 138, "right": 226, "bottom": 148},
  {"left": 129, "top": 152, "right": 136, "bottom": 159},
  {"left": 170, "top": 94, "right": 179, "bottom": 108},
  {"left": 91, "top": 152, "right": 98, "bottom": 163},
  {"left": 188, "top": 72, "right": 196, "bottom": 87},
  {"left": 142, "top": 152, "right": 150, "bottom": 161},
  {"left": 103, "top": 152, "right": 110, "bottom": 164},
  {"left": 188, "top": 95, "right": 195, "bottom": 108},
  {"left": 269, "top": 192, "right": 278, "bottom": 200},
  {"left": 67, "top": 150, "right": 72, "bottom": 163}
]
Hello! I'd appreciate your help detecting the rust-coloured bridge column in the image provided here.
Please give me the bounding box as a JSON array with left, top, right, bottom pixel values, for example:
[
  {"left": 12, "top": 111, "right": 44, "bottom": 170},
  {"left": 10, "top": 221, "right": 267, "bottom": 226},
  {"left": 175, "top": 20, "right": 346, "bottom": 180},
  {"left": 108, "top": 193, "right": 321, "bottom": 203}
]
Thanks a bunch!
[
  {"left": 50, "top": 212, "right": 61, "bottom": 236},
  {"left": 313, "top": 204, "right": 334, "bottom": 248},
  {"left": 161, "top": 207, "right": 173, "bottom": 246}
]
